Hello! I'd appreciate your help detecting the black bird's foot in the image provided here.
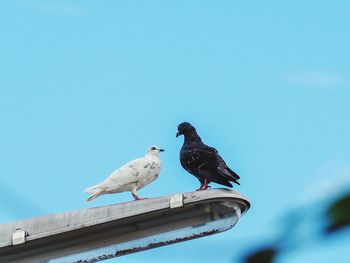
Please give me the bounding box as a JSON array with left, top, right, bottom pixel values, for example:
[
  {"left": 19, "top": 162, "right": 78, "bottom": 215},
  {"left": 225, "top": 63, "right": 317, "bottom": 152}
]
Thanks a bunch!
[
  {"left": 201, "top": 179, "right": 209, "bottom": 190},
  {"left": 196, "top": 179, "right": 210, "bottom": 191},
  {"left": 196, "top": 183, "right": 204, "bottom": 191}
]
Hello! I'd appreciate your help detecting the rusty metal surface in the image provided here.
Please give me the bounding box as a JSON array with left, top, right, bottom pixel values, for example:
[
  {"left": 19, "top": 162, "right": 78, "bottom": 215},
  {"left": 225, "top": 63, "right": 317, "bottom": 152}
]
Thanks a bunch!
[{"left": 74, "top": 229, "right": 220, "bottom": 263}]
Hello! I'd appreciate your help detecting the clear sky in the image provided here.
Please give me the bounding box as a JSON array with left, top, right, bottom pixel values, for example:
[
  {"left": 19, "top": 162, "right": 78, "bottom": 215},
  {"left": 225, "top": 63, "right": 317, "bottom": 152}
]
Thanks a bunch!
[{"left": 1, "top": 1, "right": 350, "bottom": 262}]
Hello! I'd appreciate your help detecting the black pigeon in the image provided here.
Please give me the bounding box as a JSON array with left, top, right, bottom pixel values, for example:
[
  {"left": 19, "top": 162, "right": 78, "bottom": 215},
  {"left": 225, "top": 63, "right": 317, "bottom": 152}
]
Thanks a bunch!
[{"left": 176, "top": 122, "right": 240, "bottom": 190}]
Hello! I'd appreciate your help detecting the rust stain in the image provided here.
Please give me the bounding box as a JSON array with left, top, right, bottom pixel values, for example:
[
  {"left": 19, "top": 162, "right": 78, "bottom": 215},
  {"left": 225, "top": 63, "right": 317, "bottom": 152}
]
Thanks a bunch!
[{"left": 74, "top": 229, "right": 220, "bottom": 263}]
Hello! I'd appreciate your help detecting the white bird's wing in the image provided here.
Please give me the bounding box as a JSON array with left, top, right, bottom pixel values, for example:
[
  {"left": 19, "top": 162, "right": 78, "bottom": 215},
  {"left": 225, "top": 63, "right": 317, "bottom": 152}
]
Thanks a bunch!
[{"left": 98, "top": 157, "right": 149, "bottom": 191}]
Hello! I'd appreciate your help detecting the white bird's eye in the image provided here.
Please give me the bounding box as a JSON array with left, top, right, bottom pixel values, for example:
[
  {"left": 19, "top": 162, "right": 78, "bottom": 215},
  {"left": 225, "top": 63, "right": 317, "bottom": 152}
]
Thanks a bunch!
[{"left": 151, "top": 147, "right": 156, "bottom": 150}]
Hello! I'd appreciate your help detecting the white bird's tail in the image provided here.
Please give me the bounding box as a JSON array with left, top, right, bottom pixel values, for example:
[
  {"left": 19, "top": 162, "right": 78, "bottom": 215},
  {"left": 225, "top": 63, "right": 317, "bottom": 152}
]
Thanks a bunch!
[
  {"left": 85, "top": 185, "right": 99, "bottom": 194},
  {"left": 85, "top": 185, "right": 105, "bottom": 202}
]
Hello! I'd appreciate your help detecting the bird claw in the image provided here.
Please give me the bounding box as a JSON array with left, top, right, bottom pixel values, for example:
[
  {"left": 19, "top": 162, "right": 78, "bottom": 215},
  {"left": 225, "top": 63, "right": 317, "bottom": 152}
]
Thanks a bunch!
[
  {"left": 196, "top": 185, "right": 204, "bottom": 191},
  {"left": 133, "top": 198, "right": 149, "bottom": 201},
  {"left": 132, "top": 193, "right": 148, "bottom": 201}
]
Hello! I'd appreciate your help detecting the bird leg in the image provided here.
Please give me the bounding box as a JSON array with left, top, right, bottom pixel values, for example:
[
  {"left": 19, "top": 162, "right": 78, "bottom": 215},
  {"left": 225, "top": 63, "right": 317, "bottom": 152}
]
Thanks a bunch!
[
  {"left": 132, "top": 193, "right": 145, "bottom": 201},
  {"left": 196, "top": 182, "right": 204, "bottom": 191},
  {"left": 196, "top": 179, "right": 210, "bottom": 191},
  {"left": 201, "top": 179, "right": 209, "bottom": 190}
]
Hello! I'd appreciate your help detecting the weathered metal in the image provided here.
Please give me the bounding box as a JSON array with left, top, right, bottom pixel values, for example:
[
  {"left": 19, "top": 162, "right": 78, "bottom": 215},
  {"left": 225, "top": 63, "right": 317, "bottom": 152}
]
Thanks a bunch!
[{"left": 0, "top": 188, "right": 250, "bottom": 263}]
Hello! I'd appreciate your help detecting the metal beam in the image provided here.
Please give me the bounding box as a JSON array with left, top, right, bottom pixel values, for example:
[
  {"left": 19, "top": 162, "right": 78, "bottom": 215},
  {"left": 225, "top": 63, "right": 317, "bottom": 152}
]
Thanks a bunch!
[{"left": 0, "top": 189, "right": 250, "bottom": 263}]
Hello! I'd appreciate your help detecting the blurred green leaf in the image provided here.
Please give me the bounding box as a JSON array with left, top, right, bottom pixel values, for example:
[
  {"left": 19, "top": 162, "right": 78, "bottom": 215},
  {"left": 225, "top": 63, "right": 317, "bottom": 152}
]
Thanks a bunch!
[
  {"left": 325, "top": 192, "right": 350, "bottom": 234},
  {"left": 243, "top": 247, "right": 278, "bottom": 263}
]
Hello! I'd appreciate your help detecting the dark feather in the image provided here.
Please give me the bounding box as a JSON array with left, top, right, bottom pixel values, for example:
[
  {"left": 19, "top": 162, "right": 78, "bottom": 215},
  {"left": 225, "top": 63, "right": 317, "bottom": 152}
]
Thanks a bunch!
[{"left": 177, "top": 122, "right": 240, "bottom": 188}]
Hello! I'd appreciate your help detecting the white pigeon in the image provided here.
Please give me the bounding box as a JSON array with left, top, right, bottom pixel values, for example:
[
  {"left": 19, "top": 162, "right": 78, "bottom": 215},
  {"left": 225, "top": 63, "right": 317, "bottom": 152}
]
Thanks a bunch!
[{"left": 85, "top": 146, "right": 164, "bottom": 201}]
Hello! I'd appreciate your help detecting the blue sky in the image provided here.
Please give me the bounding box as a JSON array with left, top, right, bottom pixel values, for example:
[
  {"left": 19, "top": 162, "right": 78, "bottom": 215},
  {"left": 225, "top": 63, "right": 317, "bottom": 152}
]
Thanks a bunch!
[{"left": 1, "top": 1, "right": 350, "bottom": 262}]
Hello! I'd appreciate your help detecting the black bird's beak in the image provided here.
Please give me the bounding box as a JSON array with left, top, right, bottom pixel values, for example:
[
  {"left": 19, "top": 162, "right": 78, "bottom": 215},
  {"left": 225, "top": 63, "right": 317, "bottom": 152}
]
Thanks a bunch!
[
  {"left": 176, "top": 131, "right": 180, "bottom": 137},
  {"left": 159, "top": 149, "right": 165, "bottom": 152}
]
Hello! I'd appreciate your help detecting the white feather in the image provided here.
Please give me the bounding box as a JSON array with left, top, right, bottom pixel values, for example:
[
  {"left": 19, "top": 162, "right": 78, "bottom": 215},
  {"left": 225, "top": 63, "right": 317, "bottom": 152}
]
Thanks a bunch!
[{"left": 85, "top": 146, "right": 162, "bottom": 201}]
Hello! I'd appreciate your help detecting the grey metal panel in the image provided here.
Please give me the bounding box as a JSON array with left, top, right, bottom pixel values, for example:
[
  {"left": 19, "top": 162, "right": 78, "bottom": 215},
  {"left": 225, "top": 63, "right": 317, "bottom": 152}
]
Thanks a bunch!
[
  {"left": 183, "top": 188, "right": 250, "bottom": 213},
  {"left": 0, "top": 196, "right": 171, "bottom": 248},
  {"left": 0, "top": 189, "right": 250, "bottom": 263}
]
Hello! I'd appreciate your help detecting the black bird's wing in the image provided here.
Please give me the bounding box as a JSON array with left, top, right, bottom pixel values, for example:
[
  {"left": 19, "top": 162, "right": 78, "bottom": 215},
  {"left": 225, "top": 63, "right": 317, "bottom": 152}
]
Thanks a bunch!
[
  {"left": 180, "top": 143, "right": 240, "bottom": 187},
  {"left": 214, "top": 148, "right": 240, "bottom": 182}
]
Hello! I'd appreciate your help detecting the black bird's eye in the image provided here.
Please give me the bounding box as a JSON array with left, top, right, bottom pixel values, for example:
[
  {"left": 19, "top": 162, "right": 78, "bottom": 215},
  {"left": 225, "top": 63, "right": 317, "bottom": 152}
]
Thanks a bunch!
[{"left": 151, "top": 147, "right": 156, "bottom": 150}]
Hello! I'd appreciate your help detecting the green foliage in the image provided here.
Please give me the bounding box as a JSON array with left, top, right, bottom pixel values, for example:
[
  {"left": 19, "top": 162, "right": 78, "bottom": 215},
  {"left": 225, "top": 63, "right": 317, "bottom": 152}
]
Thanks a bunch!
[
  {"left": 244, "top": 247, "right": 278, "bottom": 263},
  {"left": 325, "top": 193, "right": 350, "bottom": 233},
  {"left": 242, "top": 191, "right": 350, "bottom": 263}
]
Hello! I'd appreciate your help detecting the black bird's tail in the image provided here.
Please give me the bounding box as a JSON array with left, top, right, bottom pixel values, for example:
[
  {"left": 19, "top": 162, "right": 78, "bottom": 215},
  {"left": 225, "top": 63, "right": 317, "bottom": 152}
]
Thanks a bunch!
[
  {"left": 217, "top": 164, "right": 240, "bottom": 185},
  {"left": 227, "top": 167, "right": 240, "bottom": 180}
]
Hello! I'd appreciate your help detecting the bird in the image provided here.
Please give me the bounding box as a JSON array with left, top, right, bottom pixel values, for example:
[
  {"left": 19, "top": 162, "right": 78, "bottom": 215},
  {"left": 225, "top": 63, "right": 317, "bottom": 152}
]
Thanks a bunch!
[
  {"left": 85, "top": 146, "right": 164, "bottom": 201},
  {"left": 176, "top": 122, "right": 240, "bottom": 190}
]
